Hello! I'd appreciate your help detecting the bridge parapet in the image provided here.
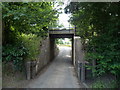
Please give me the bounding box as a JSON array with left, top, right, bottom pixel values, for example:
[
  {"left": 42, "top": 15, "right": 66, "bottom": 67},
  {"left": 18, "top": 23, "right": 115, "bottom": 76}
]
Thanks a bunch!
[{"left": 49, "top": 29, "right": 75, "bottom": 34}]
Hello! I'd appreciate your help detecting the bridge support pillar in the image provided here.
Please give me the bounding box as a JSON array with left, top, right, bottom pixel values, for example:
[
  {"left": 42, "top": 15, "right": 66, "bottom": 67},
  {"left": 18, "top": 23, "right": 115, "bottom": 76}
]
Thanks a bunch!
[
  {"left": 74, "top": 36, "right": 85, "bottom": 82},
  {"left": 50, "top": 38, "right": 55, "bottom": 61},
  {"left": 72, "top": 37, "right": 74, "bottom": 65}
]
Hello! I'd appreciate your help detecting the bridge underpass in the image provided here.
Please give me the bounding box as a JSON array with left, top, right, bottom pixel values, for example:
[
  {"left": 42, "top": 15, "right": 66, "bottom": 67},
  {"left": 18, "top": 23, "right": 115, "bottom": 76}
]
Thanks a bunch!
[
  {"left": 25, "top": 29, "right": 85, "bottom": 88},
  {"left": 49, "top": 32, "right": 74, "bottom": 64},
  {"left": 49, "top": 29, "right": 85, "bottom": 83}
]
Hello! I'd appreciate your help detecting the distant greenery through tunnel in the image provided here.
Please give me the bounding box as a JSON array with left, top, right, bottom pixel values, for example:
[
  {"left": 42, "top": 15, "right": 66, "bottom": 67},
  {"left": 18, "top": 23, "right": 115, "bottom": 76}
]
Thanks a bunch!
[{"left": 55, "top": 38, "right": 72, "bottom": 47}]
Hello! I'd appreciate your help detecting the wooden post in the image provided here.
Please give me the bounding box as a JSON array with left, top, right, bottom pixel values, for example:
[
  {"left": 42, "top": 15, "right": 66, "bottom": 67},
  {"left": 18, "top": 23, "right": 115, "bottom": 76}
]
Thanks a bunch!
[
  {"left": 81, "top": 62, "right": 85, "bottom": 82},
  {"left": 31, "top": 61, "right": 36, "bottom": 79},
  {"left": 77, "top": 61, "right": 80, "bottom": 79},
  {"left": 26, "top": 61, "right": 31, "bottom": 80},
  {"left": 92, "top": 59, "right": 96, "bottom": 77}
]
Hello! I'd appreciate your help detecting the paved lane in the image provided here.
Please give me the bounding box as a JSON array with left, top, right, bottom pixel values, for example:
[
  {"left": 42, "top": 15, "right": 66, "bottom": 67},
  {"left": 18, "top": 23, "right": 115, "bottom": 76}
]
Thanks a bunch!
[{"left": 26, "top": 46, "right": 81, "bottom": 88}]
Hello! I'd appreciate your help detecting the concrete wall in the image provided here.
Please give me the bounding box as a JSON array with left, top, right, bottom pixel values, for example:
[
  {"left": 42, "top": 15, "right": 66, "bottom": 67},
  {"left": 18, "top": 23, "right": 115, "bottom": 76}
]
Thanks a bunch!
[
  {"left": 74, "top": 36, "right": 85, "bottom": 82},
  {"left": 26, "top": 36, "right": 59, "bottom": 79},
  {"left": 74, "top": 37, "right": 84, "bottom": 65},
  {"left": 49, "top": 29, "right": 74, "bottom": 34},
  {"left": 35, "top": 37, "right": 51, "bottom": 75}
]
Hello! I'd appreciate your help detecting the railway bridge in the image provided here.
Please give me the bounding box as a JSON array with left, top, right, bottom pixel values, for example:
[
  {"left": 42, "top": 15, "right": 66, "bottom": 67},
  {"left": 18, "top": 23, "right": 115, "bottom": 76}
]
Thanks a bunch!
[
  {"left": 49, "top": 28, "right": 75, "bottom": 65},
  {"left": 26, "top": 28, "right": 85, "bottom": 84}
]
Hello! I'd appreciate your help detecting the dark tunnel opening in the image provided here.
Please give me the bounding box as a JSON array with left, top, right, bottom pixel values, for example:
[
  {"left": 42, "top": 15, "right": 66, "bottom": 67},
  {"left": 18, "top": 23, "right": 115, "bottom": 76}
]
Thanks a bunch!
[{"left": 49, "top": 36, "right": 74, "bottom": 64}]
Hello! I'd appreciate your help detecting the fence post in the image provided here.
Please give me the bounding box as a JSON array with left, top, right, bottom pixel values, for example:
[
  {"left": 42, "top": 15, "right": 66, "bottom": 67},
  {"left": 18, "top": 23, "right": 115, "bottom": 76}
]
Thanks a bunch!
[
  {"left": 81, "top": 62, "right": 85, "bottom": 82},
  {"left": 77, "top": 61, "right": 86, "bottom": 82},
  {"left": 26, "top": 61, "right": 31, "bottom": 80},
  {"left": 78, "top": 61, "right": 80, "bottom": 79},
  {"left": 31, "top": 61, "right": 37, "bottom": 79}
]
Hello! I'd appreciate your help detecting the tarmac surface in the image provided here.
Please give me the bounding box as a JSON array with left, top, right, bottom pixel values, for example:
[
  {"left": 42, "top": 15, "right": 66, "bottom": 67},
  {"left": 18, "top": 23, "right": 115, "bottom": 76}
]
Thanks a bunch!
[{"left": 26, "top": 46, "right": 81, "bottom": 88}]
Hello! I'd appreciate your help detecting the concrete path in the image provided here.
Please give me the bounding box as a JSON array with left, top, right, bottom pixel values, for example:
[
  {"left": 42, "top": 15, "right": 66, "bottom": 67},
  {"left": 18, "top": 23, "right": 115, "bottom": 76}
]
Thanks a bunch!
[{"left": 26, "top": 46, "right": 81, "bottom": 88}]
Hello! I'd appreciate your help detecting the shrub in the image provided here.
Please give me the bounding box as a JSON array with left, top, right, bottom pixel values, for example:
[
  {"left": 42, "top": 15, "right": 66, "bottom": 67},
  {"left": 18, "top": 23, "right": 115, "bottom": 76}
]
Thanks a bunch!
[
  {"left": 2, "top": 33, "right": 42, "bottom": 71},
  {"left": 2, "top": 43, "right": 28, "bottom": 71},
  {"left": 91, "top": 80, "right": 118, "bottom": 88},
  {"left": 19, "top": 33, "right": 42, "bottom": 61}
]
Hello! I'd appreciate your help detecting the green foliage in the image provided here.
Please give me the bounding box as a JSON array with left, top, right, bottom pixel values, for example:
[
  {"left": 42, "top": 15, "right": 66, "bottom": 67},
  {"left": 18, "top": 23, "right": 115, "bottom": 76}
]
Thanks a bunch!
[
  {"left": 91, "top": 80, "right": 118, "bottom": 88},
  {"left": 55, "top": 38, "right": 71, "bottom": 45},
  {"left": 2, "top": 43, "right": 28, "bottom": 71},
  {"left": 55, "top": 38, "right": 64, "bottom": 45},
  {"left": 19, "top": 33, "right": 41, "bottom": 61},
  {"left": 91, "top": 81, "right": 105, "bottom": 88},
  {"left": 65, "top": 2, "right": 120, "bottom": 78},
  {"left": 2, "top": 2, "right": 59, "bottom": 36},
  {"left": 2, "top": 2, "right": 59, "bottom": 72},
  {"left": 2, "top": 33, "right": 42, "bottom": 71}
]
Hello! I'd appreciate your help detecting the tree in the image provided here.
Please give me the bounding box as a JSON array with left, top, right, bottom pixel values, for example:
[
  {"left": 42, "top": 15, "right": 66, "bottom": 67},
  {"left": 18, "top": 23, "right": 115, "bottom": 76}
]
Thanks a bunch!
[
  {"left": 65, "top": 2, "right": 120, "bottom": 79},
  {"left": 2, "top": 2, "right": 59, "bottom": 71}
]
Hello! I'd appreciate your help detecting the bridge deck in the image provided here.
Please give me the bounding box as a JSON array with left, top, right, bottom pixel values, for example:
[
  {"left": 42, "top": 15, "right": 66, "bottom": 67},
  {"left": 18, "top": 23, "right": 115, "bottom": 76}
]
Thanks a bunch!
[{"left": 49, "top": 29, "right": 75, "bottom": 34}]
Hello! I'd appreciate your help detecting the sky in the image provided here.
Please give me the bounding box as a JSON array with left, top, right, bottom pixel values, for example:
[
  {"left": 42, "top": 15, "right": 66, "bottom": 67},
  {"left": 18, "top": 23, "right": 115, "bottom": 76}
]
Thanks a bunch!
[
  {"left": 53, "top": 1, "right": 72, "bottom": 44},
  {"left": 53, "top": 1, "right": 72, "bottom": 29},
  {"left": 59, "top": 12, "right": 71, "bottom": 28}
]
